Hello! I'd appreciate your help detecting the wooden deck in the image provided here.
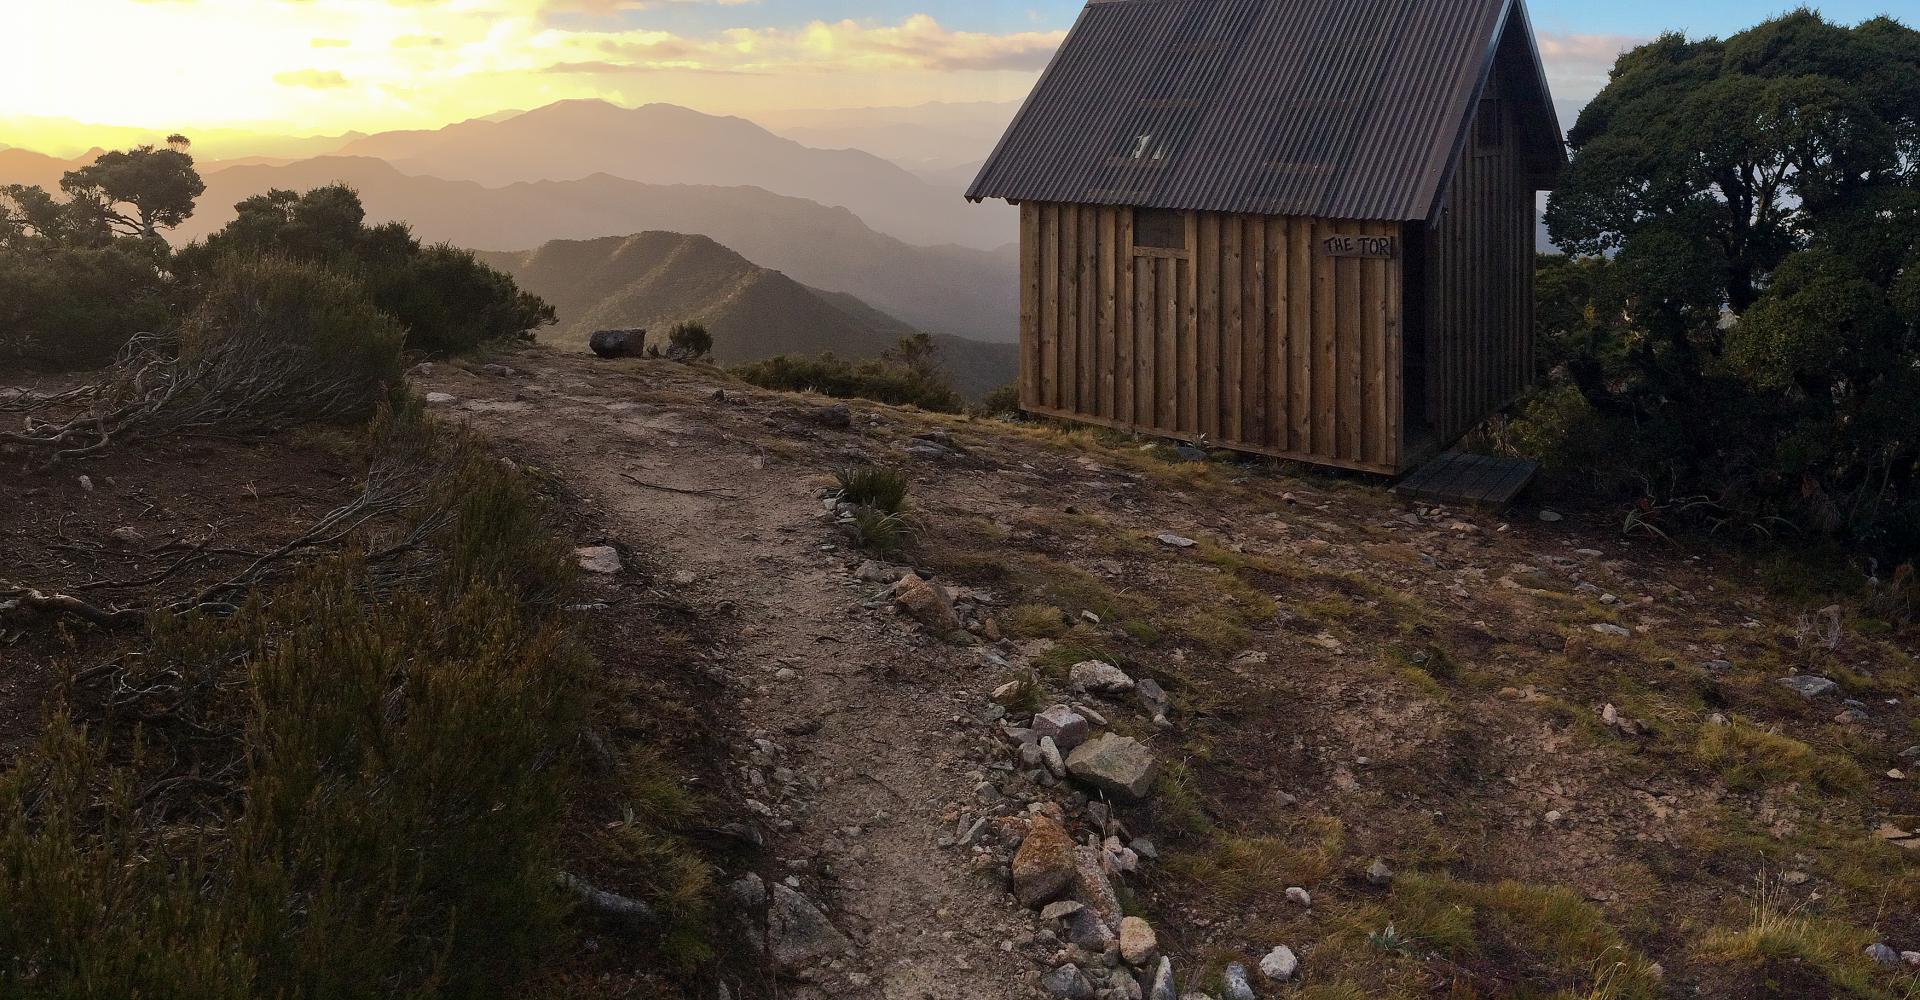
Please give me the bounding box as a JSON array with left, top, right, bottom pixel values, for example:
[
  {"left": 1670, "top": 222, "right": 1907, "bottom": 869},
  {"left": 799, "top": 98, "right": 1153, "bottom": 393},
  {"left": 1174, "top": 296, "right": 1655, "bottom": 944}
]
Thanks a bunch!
[{"left": 1392, "top": 451, "right": 1538, "bottom": 508}]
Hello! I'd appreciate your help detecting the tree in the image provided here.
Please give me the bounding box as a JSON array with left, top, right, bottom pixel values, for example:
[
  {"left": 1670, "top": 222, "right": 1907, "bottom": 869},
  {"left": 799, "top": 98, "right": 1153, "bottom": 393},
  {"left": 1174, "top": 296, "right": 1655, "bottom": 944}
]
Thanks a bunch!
[
  {"left": 59, "top": 143, "right": 206, "bottom": 240},
  {"left": 1526, "top": 11, "right": 1920, "bottom": 557}
]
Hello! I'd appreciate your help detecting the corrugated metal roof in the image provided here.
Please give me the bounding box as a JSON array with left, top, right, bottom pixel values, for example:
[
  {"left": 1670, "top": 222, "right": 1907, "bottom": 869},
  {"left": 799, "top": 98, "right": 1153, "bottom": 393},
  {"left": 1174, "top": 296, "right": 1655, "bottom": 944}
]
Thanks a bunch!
[{"left": 967, "top": 0, "right": 1564, "bottom": 221}]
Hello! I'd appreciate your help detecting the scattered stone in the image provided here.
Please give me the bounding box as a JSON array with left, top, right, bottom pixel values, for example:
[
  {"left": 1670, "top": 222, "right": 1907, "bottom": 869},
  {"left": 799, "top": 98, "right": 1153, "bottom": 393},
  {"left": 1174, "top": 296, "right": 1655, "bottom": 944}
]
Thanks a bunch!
[
  {"left": 1366, "top": 859, "right": 1394, "bottom": 886},
  {"left": 893, "top": 573, "right": 961, "bottom": 632},
  {"left": 108, "top": 526, "right": 143, "bottom": 547},
  {"left": 1222, "top": 963, "right": 1256, "bottom": 1000},
  {"left": 728, "top": 874, "right": 851, "bottom": 971},
  {"left": 1040, "top": 900, "right": 1086, "bottom": 922},
  {"left": 1040, "top": 736, "right": 1068, "bottom": 778},
  {"left": 1590, "top": 623, "right": 1632, "bottom": 638},
  {"left": 1285, "top": 886, "right": 1312, "bottom": 908},
  {"left": 1538, "top": 510, "right": 1564, "bottom": 522},
  {"left": 575, "top": 546, "right": 623, "bottom": 574},
  {"left": 1070, "top": 660, "right": 1136, "bottom": 696},
  {"left": 1032, "top": 705, "right": 1091, "bottom": 752},
  {"left": 1072, "top": 846, "right": 1124, "bottom": 925},
  {"left": 1901, "top": 951, "right": 1920, "bottom": 967},
  {"left": 1012, "top": 816, "right": 1079, "bottom": 907},
  {"left": 1781, "top": 870, "right": 1810, "bottom": 886},
  {"left": 77, "top": 475, "right": 94, "bottom": 492},
  {"left": 854, "top": 560, "right": 907, "bottom": 584},
  {"left": 1258, "top": 945, "right": 1299, "bottom": 982},
  {"left": 1156, "top": 533, "right": 1197, "bottom": 549},
  {"left": 479, "top": 363, "right": 516, "bottom": 377},
  {"left": 993, "top": 680, "right": 1027, "bottom": 705},
  {"left": 1119, "top": 916, "right": 1157, "bottom": 965},
  {"left": 1777, "top": 675, "right": 1839, "bottom": 698},
  {"left": 425, "top": 392, "right": 458, "bottom": 405},
  {"left": 1173, "top": 444, "right": 1209, "bottom": 462},
  {"left": 588, "top": 328, "right": 647, "bottom": 358},
  {"left": 1042, "top": 964, "right": 1094, "bottom": 999},
  {"left": 1131, "top": 837, "right": 1159, "bottom": 861},
  {"left": 1866, "top": 943, "right": 1900, "bottom": 966},
  {"left": 1066, "top": 907, "right": 1116, "bottom": 950},
  {"left": 1135, "top": 678, "right": 1172, "bottom": 724},
  {"left": 669, "top": 569, "right": 698, "bottom": 586},
  {"left": 1148, "top": 958, "right": 1177, "bottom": 1000},
  {"left": 1066, "top": 734, "right": 1158, "bottom": 800},
  {"left": 806, "top": 404, "right": 852, "bottom": 430},
  {"left": 1890, "top": 769, "right": 1908, "bottom": 781}
]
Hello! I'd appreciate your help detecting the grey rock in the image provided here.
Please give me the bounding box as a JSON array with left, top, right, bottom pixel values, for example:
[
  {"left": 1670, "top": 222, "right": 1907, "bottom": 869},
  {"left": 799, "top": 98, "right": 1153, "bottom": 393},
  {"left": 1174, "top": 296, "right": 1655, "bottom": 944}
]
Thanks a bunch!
[
  {"left": 1148, "top": 958, "right": 1177, "bottom": 1000},
  {"left": 1032, "top": 705, "right": 1091, "bottom": 752},
  {"left": 1156, "top": 532, "right": 1197, "bottom": 549},
  {"left": 728, "top": 874, "right": 851, "bottom": 970},
  {"left": 1020, "top": 742, "right": 1047, "bottom": 769},
  {"left": 575, "top": 546, "right": 623, "bottom": 575},
  {"left": 1173, "top": 444, "right": 1209, "bottom": 462},
  {"left": 1538, "top": 509, "right": 1564, "bottom": 522},
  {"left": 1066, "top": 734, "right": 1158, "bottom": 800},
  {"left": 1041, "top": 736, "right": 1068, "bottom": 778},
  {"left": 1590, "top": 623, "right": 1632, "bottom": 637},
  {"left": 1042, "top": 964, "right": 1094, "bottom": 999},
  {"left": 1285, "top": 886, "right": 1312, "bottom": 907},
  {"left": 1071, "top": 660, "right": 1136, "bottom": 696},
  {"left": 1135, "top": 678, "right": 1172, "bottom": 722},
  {"left": 108, "top": 526, "right": 143, "bottom": 547},
  {"left": 1778, "top": 675, "right": 1839, "bottom": 698},
  {"left": 1901, "top": 951, "right": 1920, "bottom": 967},
  {"left": 1367, "top": 859, "right": 1394, "bottom": 886},
  {"left": 1118, "top": 916, "right": 1157, "bottom": 965},
  {"left": 893, "top": 573, "right": 960, "bottom": 632},
  {"left": 854, "top": 560, "right": 907, "bottom": 584},
  {"left": 1258, "top": 945, "right": 1299, "bottom": 982},
  {"left": 1040, "top": 900, "right": 1086, "bottom": 921},
  {"left": 1222, "top": 962, "right": 1257, "bottom": 1000},
  {"left": 1072, "top": 846, "right": 1124, "bottom": 926},
  {"left": 1067, "top": 908, "right": 1116, "bottom": 950},
  {"left": 808, "top": 404, "right": 852, "bottom": 430},
  {"left": 1865, "top": 943, "right": 1900, "bottom": 966},
  {"left": 1131, "top": 837, "right": 1159, "bottom": 861},
  {"left": 425, "top": 392, "right": 458, "bottom": 405},
  {"left": 588, "top": 328, "right": 646, "bottom": 358}
]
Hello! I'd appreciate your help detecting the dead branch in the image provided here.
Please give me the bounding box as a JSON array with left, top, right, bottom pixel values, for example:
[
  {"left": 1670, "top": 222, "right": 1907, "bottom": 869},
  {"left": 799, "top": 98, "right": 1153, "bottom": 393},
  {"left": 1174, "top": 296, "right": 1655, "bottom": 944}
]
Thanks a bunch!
[
  {"left": 619, "top": 472, "right": 743, "bottom": 501},
  {"left": 0, "top": 585, "right": 145, "bottom": 629}
]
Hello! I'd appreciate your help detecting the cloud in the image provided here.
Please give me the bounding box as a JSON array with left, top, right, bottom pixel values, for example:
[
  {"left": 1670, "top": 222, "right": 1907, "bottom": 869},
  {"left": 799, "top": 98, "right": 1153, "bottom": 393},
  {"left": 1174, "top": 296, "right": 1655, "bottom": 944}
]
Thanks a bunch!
[
  {"left": 539, "top": 14, "right": 1067, "bottom": 77},
  {"left": 273, "top": 68, "right": 352, "bottom": 89},
  {"left": 310, "top": 36, "right": 350, "bottom": 48},
  {"left": 1536, "top": 32, "right": 1646, "bottom": 113}
]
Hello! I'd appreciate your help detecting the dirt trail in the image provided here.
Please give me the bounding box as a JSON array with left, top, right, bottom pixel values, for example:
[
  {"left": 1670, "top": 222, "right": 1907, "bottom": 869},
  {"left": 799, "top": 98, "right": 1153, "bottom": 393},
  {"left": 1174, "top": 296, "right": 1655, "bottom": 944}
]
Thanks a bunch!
[{"left": 422, "top": 353, "right": 1036, "bottom": 1000}]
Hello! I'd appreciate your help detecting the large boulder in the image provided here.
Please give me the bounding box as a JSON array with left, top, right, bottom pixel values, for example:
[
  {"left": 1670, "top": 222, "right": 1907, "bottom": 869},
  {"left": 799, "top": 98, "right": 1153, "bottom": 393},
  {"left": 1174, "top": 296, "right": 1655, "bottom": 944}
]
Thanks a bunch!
[
  {"left": 1066, "top": 733, "right": 1158, "bottom": 800},
  {"left": 1012, "top": 815, "right": 1079, "bottom": 907},
  {"left": 589, "top": 328, "right": 647, "bottom": 358}
]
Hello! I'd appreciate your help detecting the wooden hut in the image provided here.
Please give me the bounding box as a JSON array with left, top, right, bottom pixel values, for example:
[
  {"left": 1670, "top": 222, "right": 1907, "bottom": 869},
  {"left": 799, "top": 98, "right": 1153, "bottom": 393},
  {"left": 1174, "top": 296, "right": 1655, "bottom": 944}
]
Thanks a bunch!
[{"left": 967, "top": 0, "right": 1565, "bottom": 475}]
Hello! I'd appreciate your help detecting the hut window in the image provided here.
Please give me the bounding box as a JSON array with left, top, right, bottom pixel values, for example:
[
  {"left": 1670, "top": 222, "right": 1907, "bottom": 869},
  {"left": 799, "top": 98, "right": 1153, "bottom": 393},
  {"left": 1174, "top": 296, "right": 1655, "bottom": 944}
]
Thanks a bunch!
[
  {"left": 1476, "top": 99, "right": 1504, "bottom": 149},
  {"left": 1133, "top": 208, "right": 1186, "bottom": 251}
]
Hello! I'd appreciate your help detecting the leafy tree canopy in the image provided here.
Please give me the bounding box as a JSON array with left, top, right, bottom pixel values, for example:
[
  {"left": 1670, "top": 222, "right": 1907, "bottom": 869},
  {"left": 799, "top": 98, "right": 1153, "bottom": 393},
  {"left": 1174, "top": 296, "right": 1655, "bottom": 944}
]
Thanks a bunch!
[{"left": 1527, "top": 11, "right": 1920, "bottom": 560}]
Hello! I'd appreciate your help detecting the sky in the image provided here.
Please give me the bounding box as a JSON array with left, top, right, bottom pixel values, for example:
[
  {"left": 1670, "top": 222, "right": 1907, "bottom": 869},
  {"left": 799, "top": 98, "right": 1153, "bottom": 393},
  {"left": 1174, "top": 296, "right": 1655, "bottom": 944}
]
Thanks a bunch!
[{"left": 1, "top": 0, "right": 1909, "bottom": 155}]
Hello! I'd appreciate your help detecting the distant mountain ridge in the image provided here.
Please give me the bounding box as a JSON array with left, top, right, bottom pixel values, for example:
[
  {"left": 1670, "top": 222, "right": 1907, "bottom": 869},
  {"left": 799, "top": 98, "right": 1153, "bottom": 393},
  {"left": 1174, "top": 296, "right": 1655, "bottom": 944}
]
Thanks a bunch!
[
  {"left": 173, "top": 156, "right": 1018, "bottom": 346},
  {"left": 479, "top": 232, "right": 1016, "bottom": 399},
  {"left": 338, "top": 99, "right": 1015, "bottom": 251}
]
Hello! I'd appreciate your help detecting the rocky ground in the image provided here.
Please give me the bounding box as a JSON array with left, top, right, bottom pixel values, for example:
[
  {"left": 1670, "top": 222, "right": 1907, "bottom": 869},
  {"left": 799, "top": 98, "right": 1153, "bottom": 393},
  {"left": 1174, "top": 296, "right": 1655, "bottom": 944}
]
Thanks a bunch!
[{"left": 418, "top": 347, "right": 1920, "bottom": 1000}]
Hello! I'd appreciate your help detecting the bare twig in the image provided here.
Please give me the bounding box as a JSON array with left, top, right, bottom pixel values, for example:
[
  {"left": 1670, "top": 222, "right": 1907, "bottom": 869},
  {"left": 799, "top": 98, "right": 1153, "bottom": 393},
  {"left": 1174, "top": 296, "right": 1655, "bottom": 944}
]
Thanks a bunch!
[{"left": 619, "top": 472, "right": 743, "bottom": 500}]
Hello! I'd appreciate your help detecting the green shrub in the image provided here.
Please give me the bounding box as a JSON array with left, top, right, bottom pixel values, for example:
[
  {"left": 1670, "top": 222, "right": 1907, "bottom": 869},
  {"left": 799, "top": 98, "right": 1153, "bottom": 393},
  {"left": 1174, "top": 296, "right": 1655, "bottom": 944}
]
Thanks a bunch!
[
  {"left": 665, "top": 321, "right": 713, "bottom": 362},
  {"left": 0, "top": 241, "right": 172, "bottom": 369},
  {"left": 834, "top": 464, "right": 910, "bottom": 514},
  {"left": 0, "top": 409, "right": 593, "bottom": 998},
  {"left": 178, "top": 184, "right": 554, "bottom": 357},
  {"left": 179, "top": 254, "right": 406, "bottom": 427},
  {"left": 974, "top": 382, "right": 1022, "bottom": 418},
  {"left": 731, "top": 335, "right": 963, "bottom": 413}
]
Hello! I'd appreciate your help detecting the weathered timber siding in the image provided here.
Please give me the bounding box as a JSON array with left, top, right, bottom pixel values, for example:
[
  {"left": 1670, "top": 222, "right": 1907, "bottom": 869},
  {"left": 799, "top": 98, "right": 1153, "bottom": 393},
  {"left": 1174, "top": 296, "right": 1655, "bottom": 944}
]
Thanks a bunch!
[
  {"left": 1020, "top": 202, "right": 1402, "bottom": 474},
  {"left": 1423, "top": 81, "right": 1535, "bottom": 444}
]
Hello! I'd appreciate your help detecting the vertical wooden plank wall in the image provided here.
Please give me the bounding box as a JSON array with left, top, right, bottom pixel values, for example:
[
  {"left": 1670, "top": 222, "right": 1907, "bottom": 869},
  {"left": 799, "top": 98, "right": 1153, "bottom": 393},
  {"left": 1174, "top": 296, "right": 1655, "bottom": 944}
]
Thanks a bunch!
[
  {"left": 1020, "top": 202, "right": 1403, "bottom": 474},
  {"left": 1423, "top": 87, "right": 1535, "bottom": 444}
]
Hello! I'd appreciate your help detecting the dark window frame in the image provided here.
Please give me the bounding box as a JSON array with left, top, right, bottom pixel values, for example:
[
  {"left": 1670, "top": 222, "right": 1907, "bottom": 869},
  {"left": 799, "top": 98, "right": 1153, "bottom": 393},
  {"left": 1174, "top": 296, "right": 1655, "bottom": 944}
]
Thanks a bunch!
[
  {"left": 1132, "top": 208, "right": 1188, "bottom": 252},
  {"left": 1476, "top": 98, "right": 1505, "bottom": 150}
]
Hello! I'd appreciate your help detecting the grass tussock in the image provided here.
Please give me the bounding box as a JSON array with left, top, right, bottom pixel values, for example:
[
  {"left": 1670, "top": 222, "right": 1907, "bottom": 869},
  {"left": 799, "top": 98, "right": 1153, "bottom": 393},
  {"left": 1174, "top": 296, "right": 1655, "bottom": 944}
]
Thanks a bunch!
[
  {"left": 0, "top": 402, "right": 705, "bottom": 998},
  {"left": 1695, "top": 718, "right": 1868, "bottom": 796},
  {"left": 1370, "top": 873, "right": 1665, "bottom": 1000},
  {"left": 834, "top": 463, "right": 910, "bottom": 514},
  {"left": 1695, "top": 880, "right": 1912, "bottom": 1000}
]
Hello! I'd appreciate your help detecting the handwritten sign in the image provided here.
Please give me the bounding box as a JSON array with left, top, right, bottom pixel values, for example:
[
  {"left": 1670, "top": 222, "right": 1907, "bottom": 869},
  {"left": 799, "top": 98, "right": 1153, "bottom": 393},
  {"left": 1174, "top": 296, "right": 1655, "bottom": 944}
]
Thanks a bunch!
[{"left": 1322, "top": 235, "right": 1396, "bottom": 259}]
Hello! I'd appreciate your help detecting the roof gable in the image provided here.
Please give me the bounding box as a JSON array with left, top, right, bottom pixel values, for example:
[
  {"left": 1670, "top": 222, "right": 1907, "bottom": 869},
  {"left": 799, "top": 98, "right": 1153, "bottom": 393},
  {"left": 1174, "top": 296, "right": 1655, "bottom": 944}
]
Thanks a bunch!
[{"left": 967, "top": 0, "right": 1565, "bottom": 221}]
